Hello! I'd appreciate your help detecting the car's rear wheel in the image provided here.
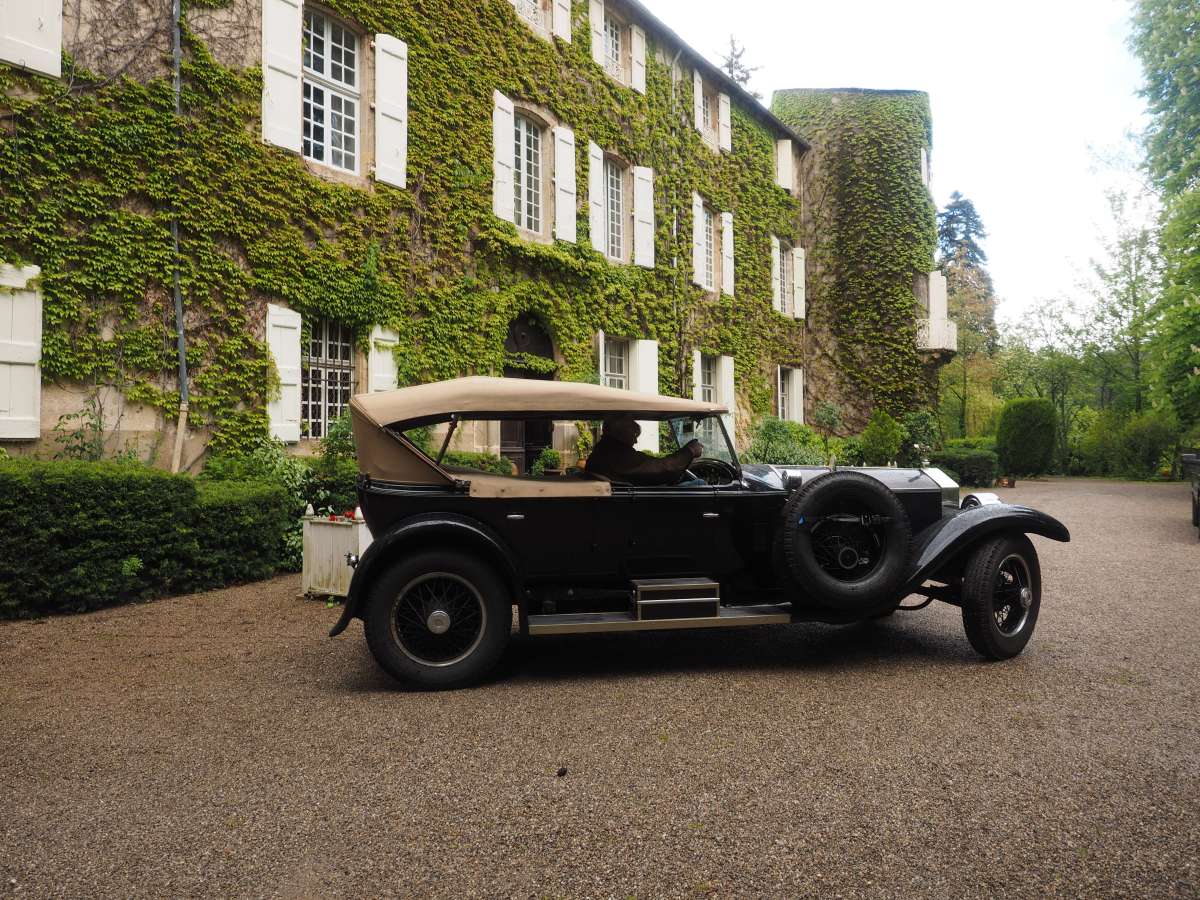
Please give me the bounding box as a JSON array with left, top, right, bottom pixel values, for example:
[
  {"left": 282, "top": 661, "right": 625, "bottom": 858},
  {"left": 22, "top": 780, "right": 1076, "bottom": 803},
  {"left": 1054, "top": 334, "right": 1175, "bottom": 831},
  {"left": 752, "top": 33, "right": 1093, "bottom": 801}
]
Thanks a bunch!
[
  {"left": 364, "top": 551, "right": 511, "bottom": 689},
  {"left": 960, "top": 533, "right": 1041, "bottom": 660}
]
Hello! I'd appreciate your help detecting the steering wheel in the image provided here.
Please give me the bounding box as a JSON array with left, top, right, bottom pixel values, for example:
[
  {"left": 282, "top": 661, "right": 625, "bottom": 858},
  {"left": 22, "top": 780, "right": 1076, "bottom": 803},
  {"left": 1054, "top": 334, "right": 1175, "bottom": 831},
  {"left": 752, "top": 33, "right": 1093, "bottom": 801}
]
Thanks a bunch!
[{"left": 686, "top": 458, "right": 738, "bottom": 485}]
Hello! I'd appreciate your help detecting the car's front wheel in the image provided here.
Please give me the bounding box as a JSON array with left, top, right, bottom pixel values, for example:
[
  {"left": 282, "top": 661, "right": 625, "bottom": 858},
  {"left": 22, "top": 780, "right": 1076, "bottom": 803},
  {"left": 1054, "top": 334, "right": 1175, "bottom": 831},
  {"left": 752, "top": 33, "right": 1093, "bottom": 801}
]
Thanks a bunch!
[
  {"left": 364, "top": 551, "right": 511, "bottom": 689},
  {"left": 960, "top": 533, "right": 1041, "bottom": 660}
]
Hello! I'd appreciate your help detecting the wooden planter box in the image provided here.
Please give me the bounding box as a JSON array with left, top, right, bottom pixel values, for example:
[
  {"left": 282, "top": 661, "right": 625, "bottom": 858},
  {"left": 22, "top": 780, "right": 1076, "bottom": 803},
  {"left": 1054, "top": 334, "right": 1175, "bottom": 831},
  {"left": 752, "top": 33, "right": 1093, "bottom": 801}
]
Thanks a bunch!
[{"left": 302, "top": 514, "right": 373, "bottom": 597}]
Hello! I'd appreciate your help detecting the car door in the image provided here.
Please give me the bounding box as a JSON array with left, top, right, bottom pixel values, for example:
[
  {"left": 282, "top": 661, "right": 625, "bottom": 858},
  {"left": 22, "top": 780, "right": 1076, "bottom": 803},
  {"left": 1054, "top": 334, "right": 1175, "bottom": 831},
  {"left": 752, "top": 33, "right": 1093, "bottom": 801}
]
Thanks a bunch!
[{"left": 619, "top": 484, "right": 719, "bottom": 579}]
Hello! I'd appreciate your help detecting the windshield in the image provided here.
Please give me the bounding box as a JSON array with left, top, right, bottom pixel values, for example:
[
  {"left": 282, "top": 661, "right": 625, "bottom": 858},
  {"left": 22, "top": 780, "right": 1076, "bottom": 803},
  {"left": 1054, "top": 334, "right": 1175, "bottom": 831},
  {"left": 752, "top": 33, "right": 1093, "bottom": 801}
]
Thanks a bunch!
[{"left": 667, "top": 415, "right": 738, "bottom": 466}]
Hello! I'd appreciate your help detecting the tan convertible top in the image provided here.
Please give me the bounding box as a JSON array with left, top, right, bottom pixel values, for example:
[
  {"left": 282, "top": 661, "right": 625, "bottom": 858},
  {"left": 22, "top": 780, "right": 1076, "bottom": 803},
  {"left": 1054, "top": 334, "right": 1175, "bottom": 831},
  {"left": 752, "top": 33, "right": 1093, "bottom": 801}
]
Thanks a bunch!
[{"left": 351, "top": 376, "right": 725, "bottom": 485}]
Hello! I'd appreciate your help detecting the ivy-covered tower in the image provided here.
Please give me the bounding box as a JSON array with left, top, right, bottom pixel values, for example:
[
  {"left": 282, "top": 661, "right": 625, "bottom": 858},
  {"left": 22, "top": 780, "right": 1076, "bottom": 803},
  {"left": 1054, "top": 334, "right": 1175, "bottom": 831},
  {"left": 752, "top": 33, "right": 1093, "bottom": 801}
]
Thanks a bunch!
[{"left": 771, "top": 88, "right": 954, "bottom": 430}]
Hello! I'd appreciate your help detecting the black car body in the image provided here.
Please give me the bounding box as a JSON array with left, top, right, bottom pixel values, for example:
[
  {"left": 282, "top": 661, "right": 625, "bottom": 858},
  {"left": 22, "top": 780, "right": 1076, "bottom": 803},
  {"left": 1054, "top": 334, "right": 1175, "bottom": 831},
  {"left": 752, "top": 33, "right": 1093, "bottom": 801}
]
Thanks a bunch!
[{"left": 332, "top": 377, "right": 1070, "bottom": 688}]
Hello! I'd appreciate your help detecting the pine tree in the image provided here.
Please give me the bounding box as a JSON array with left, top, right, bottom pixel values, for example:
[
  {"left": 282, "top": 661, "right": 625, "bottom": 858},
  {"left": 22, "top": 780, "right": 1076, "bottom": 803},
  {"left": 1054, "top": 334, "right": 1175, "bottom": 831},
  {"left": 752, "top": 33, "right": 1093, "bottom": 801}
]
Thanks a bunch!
[
  {"left": 719, "top": 37, "right": 762, "bottom": 100},
  {"left": 937, "top": 191, "right": 989, "bottom": 268}
]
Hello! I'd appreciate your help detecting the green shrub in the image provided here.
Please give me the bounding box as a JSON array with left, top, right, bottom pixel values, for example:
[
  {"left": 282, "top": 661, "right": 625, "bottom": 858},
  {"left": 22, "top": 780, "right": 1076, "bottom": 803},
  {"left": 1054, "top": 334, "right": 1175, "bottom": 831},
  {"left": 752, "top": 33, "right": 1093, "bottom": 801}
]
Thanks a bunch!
[
  {"left": 530, "top": 447, "right": 562, "bottom": 476},
  {"left": 834, "top": 435, "right": 864, "bottom": 466},
  {"left": 0, "top": 460, "right": 292, "bottom": 618},
  {"left": 860, "top": 410, "right": 906, "bottom": 465},
  {"left": 946, "top": 436, "right": 997, "bottom": 452},
  {"left": 928, "top": 448, "right": 998, "bottom": 487},
  {"left": 442, "top": 451, "right": 514, "bottom": 475},
  {"left": 743, "top": 417, "right": 825, "bottom": 465},
  {"left": 898, "top": 410, "right": 938, "bottom": 466},
  {"left": 1079, "top": 409, "right": 1124, "bottom": 476},
  {"left": 1118, "top": 412, "right": 1178, "bottom": 479},
  {"left": 996, "top": 398, "right": 1056, "bottom": 475}
]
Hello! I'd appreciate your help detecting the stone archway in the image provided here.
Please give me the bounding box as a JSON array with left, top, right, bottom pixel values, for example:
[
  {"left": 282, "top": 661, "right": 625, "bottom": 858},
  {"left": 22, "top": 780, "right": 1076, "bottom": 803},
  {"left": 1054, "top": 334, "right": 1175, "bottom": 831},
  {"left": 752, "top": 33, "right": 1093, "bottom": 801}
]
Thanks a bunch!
[{"left": 500, "top": 313, "right": 555, "bottom": 473}]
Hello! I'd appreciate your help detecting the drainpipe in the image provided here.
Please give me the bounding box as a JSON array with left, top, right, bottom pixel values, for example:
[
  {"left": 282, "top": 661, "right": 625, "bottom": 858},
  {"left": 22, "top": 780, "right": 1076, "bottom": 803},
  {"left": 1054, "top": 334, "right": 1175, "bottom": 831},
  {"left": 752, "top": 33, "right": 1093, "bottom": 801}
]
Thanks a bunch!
[{"left": 168, "top": 0, "right": 190, "bottom": 473}]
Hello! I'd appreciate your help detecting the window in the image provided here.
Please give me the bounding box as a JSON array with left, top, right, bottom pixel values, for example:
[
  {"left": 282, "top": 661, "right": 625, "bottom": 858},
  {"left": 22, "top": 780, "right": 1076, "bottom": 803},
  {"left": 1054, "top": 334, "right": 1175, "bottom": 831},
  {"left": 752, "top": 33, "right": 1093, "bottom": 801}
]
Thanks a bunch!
[
  {"left": 513, "top": 114, "right": 544, "bottom": 234},
  {"left": 701, "top": 91, "right": 713, "bottom": 132},
  {"left": 779, "top": 367, "right": 803, "bottom": 423},
  {"left": 779, "top": 369, "right": 789, "bottom": 419},
  {"left": 602, "top": 337, "right": 629, "bottom": 389},
  {"left": 698, "top": 354, "right": 718, "bottom": 446},
  {"left": 604, "top": 14, "right": 622, "bottom": 78},
  {"left": 302, "top": 9, "right": 359, "bottom": 173},
  {"left": 604, "top": 158, "right": 625, "bottom": 260},
  {"left": 778, "top": 239, "right": 794, "bottom": 315},
  {"left": 302, "top": 317, "right": 355, "bottom": 438},
  {"left": 702, "top": 206, "right": 715, "bottom": 291},
  {"left": 513, "top": 0, "right": 547, "bottom": 31}
]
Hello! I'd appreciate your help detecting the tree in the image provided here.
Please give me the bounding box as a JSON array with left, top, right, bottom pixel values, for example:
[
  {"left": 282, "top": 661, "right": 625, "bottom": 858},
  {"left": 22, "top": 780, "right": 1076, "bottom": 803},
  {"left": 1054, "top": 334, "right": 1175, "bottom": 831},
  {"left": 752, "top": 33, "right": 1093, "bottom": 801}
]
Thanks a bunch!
[
  {"left": 937, "top": 191, "right": 989, "bottom": 268},
  {"left": 719, "top": 37, "right": 761, "bottom": 100},
  {"left": 1131, "top": 0, "right": 1200, "bottom": 432},
  {"left": 1079, "top": 190, "right": 1162, "bottom": 414}
]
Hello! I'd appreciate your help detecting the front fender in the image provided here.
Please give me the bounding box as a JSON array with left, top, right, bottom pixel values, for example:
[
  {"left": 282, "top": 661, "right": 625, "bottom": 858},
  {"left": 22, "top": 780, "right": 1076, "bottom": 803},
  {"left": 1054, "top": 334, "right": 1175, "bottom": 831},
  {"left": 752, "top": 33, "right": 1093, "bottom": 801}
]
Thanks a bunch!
[
  {"left": 328, "top": 513, "right": 520, "bottom": 637},
  {"left": 903, "top": 504, "right": 1070, "bottom": 593}
]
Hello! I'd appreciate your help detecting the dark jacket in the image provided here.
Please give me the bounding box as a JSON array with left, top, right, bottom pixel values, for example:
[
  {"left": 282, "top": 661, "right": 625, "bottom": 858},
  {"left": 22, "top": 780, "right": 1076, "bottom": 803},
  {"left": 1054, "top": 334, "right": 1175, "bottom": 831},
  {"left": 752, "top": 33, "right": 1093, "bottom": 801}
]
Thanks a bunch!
[{"left": 585, "top": 436, "right": 694, "bottom": 486}]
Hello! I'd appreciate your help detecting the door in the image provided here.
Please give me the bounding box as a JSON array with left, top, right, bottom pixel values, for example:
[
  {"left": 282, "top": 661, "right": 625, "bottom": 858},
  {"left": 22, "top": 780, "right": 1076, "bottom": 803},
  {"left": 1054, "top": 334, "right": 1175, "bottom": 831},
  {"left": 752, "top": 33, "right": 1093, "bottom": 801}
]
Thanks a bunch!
[{"left": 621, "top": 485, "right": 718, "bottom": 579}]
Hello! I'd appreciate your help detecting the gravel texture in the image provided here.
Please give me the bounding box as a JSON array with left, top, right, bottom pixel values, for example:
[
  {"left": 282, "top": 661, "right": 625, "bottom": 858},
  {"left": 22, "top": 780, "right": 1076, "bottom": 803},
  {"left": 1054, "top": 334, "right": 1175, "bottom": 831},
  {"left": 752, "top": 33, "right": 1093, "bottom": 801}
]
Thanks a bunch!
[{"left": 2, "top": 478, "right": 1199, "bottom": 898}]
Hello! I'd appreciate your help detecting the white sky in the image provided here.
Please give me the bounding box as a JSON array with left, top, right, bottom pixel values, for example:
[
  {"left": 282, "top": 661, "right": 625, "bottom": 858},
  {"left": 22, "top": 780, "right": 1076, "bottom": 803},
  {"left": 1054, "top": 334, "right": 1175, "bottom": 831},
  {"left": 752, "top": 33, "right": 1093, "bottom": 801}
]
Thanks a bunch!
[{"left": 646, "top": 0, "right": 1148, "bottom": 324}]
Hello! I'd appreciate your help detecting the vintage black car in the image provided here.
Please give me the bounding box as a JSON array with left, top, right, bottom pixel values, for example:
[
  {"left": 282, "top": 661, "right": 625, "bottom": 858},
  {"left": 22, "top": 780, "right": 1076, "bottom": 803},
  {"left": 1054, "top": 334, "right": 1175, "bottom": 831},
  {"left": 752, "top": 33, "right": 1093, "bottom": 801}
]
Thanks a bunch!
[{"left": 331, "top": 377, "right": 1070, "bottom": 688}]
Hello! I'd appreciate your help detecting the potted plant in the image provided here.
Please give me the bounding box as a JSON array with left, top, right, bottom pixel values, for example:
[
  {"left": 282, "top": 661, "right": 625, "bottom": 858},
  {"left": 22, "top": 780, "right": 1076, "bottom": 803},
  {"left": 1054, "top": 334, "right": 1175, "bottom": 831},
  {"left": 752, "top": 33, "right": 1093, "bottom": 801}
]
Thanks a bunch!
[{"left": 531, "top": 447, "right": 562, "bottom": 476}]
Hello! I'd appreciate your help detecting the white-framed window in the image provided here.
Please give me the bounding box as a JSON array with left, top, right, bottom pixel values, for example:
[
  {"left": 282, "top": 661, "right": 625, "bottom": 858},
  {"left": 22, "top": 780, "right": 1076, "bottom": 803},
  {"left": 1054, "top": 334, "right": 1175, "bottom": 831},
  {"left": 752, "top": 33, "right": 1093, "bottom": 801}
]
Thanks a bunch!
[
  {"left": 698, "top": 353, "right": 719, "bottom": 447},
  {"left": 589, "top": 1, "right": 645, "bottom": 92},
  {"left": 302, "top": 8, "right": 360, "bottom": 173},
  {"left": 513, "top": 114, "right": 544, "bottom": 234},
  {"left": 778, "top": 366, "right": 804, "bottom": 422},
  {"left": 604, "top": 14, "right": 622, "bottom": 77},
  {"left": 701, "top": 91, "right": 714, "bottom": 132},
  {"left": 778, "top": 238, "right": 794, "bottom": 315},
  {"left": 702, "top": 206, "right": 715, "bottom": 290},
  {"left": 302, "top": 317, "right": 355, "bottom": 438},
  {"left": 604, "top": 157, "right": 625, "bottom": 261},
  {"left": 693, "top": 351, "right": 735, "bottom": 446},
  {"left": 602, "top": 337, "right": 629, "bottom": 389},
  {"left": 693, "top": 71, "right": 730, "bottom": 152}
]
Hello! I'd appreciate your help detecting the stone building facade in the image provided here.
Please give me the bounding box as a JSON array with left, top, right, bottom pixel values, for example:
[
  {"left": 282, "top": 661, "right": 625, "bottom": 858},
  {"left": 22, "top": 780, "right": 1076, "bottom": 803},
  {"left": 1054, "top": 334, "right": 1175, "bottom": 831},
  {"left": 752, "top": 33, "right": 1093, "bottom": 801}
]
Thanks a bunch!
[{"left": 0, "top": 0, "right": 954, "bottom": 470}]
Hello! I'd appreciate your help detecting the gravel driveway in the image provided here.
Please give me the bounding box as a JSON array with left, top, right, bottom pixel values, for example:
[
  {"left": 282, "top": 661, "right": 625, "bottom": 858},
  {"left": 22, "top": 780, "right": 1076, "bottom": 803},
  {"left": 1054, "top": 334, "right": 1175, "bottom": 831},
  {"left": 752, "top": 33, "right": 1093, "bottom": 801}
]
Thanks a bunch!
[{"left": 3, "top": 478, "right": 1198, "bottom": 898}]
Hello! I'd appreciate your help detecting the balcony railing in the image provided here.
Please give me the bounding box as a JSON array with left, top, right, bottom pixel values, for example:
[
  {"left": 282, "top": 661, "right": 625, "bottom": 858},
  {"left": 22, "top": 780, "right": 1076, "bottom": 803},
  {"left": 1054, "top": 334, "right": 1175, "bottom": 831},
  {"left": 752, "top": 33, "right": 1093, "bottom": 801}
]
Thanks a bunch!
[{"left": 916, "top": 316, "right": 958, "bottom": 353}]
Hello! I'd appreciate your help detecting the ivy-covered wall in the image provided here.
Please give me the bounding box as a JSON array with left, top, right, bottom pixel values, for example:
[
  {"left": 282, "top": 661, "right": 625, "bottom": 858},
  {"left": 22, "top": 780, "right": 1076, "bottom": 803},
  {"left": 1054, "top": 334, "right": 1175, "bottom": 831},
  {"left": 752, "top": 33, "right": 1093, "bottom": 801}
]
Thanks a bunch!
[
  {"left": 772, "top": 88, "right": 938, "bottom": 430},
  {"left": 0, "top": 0, "right": 812, "bottom": 460}
]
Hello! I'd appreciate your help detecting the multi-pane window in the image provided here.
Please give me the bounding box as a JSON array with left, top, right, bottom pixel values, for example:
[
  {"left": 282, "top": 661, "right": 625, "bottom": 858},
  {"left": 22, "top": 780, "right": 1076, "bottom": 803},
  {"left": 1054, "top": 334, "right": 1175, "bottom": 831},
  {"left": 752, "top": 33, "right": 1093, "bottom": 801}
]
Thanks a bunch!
[
  {"left": 302, "top": 317, "right": 354, "bottom": 439},
  {"left": 603, "top": 338, "right": 629, "bottom": 390},
  {"left": 702, "top": 206, "right": 715, "bottom": 290},
  {"left": 779, "top": 240, "right": 794, "bottom": 315},
  {"left": 603, "top": 14, "right": 622, "bottom": 79},
  {"left": 513, "top": 114, "right": 543, "bottom": 233},
  {"left": 604, "top": 158, "right": 624, "bottom": 260},
  {"left": 701, "top": 91, "right": 713, "bottom": 131},
  {"left": 699, "top": 354, "right": 718, "bottom": 446},
  {"left": 302, "top": 10, "right": 359, "bottom": 172},
  {"left": 779, "top": 370, "right": 789, "bottom": 419}
]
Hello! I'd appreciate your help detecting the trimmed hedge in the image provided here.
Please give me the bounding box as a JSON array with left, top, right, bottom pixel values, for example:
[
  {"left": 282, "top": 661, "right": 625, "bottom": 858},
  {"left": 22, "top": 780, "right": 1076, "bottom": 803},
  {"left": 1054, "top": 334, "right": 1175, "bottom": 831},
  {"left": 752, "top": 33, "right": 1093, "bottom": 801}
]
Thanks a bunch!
[
  {"left": 0, "top": 460, "right": 290, "bottom": 619},
  {"left": 996, "top": 398, "right": 1056, "bottom": 476},
  {"left": 928, "top": 448, "right": 999, "bottom": 487}
]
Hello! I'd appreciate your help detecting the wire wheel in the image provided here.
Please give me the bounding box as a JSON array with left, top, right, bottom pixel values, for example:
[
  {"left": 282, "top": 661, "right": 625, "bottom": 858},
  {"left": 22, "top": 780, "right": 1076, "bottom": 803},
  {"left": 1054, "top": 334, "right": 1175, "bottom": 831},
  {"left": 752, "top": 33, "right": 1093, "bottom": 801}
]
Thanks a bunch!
[
  {"left": 811, "top": 512, "right": 887, "bottom": 583},
  {"left": 389, "top": 573, "right": 487, "bottom": 667},
  {"left": 992, "top": 553, "right": 1033, "bottom": 637}
]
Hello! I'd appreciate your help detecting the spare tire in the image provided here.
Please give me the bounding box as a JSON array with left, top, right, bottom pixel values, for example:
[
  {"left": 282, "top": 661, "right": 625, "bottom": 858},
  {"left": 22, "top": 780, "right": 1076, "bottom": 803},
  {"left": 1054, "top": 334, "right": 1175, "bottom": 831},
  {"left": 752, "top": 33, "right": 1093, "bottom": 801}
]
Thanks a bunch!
[{"left": 781, "top": 470, "right": 912, "bottom": 614}]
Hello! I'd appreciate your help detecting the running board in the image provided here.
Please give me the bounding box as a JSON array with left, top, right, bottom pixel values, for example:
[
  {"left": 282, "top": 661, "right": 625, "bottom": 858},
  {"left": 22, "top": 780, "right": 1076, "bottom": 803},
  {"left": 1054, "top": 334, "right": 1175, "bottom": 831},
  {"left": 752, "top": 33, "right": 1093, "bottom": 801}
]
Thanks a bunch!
[{"left": 527, "top": 604, "right": 793, "bottom": 636}]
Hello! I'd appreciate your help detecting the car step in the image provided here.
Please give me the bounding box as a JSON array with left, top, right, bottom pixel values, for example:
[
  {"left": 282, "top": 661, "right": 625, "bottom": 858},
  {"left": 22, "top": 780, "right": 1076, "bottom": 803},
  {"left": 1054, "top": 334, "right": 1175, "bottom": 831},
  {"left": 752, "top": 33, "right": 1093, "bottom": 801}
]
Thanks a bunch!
[
  {"left": 633, "top": 577, "right": 719, "bottom": 620},
  {"left": 526, "top": 603, "right": 793, "bottom": 636}
]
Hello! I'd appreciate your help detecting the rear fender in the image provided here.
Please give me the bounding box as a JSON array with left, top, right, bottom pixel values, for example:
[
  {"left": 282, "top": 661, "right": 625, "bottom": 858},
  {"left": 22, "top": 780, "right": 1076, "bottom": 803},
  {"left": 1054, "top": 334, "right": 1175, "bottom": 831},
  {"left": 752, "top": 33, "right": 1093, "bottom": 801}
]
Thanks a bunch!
[
  {"left": 329, "top": 513, "right": 521, "bottom": 637},
  {"left": 904, "top": 504, "right": 1069, "bottom": 593}
]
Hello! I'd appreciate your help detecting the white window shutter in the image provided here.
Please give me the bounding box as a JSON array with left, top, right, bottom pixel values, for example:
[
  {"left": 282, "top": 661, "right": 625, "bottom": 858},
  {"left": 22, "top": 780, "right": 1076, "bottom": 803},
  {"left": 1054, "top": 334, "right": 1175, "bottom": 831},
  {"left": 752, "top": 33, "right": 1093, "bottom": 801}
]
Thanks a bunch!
[
  {"left": 776, "top": 366, "right": 784, "bottom": 418},
  {"left": 0, "top": 265, "right": 43, "bottom": 439},
  {"left": 718, "top": 92, "right": 731, "bottom": 151},
  {"left": 596, "top": 329, "right": 606, "bottom": 380},
  {"left": 553, "top": 126, "right": 577, "bottom": 243},
  {"left": 552, "top": 0, "right": 572, "bottom": 41},
  {"left": 691, "top": 349, "right": 702, "bottom": 401},
  {"left": 793, "top": 246, "right": 806, "bottom": 319},
  {"left": 721, "top": 211, "right": 734, "bottom": 296},
  {"left": 630, "top": 338, "right": 659, "bottom": 452},
  {"left": 718, "top": 354, "right": 735, "bottom": 442},
  {"left": 776, "top": 138, "right": 794, "bottom": 192},
  {"left": 632, "top": 165, "right": 654, "bottom": 268},
  {"left": 630, "top": 24, "right": 646, "bottom": 94},
  {"left": 368, "top": 325, "right": 399, "bottom": 393},
  {"left": 374, "top": 35, "right": 408, "bottom": 189},
  {"left": 588, "top": 141, "right": 605, "bottom": 251},
  {"left": 692, "top": 70, "right": 704, "bottom": 133},
  {"left": 492, "top": 90, "right": 515, "bottom": 222},
  {"left": 770, "top": 236, "right": 781, "bottom": 312},
  {"left": 691, "top": 193, "right": 705, "bottom": 287},
  {"left": 795, "top": 368, "right": 805, "bottom": 423},
  {"left": 589, "top": 0, "right": 604, "bottom": 66},
  {"left": 0, "top": 0, "right": 62, "bottom": 77},
  {"left": 261, "top": 0, "right": 303, "bottom": 153},
  {"left": 266, "top": 304, "right": 302, "bottom": 443}
]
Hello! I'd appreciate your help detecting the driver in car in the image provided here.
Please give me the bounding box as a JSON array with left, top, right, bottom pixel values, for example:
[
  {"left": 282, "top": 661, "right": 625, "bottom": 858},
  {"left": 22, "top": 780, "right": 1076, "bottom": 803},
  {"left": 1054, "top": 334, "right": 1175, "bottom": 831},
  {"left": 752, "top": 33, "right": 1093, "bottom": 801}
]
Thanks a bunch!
[{"left": 585, "top": 414, "right": 704, "bottom": 486}]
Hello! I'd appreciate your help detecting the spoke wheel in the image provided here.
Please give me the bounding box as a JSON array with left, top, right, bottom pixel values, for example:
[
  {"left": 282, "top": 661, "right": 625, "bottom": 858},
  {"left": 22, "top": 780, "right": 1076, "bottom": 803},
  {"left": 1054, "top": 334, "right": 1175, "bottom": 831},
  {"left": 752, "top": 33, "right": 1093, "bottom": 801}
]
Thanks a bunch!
[
  {"left": 961, "top": 533, "right": 1041, "bottom": 660},
  {"left": 391, "top": 573, "right": 487, "bottom": 667}
]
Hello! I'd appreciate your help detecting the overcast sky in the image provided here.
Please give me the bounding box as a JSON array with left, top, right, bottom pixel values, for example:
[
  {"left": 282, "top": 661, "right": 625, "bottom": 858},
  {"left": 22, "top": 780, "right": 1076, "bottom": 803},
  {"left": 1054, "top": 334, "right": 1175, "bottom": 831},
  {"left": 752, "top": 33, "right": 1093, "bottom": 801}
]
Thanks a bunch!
[{"left": 647, "top": 0, "right": 1148, "bottom": 324}]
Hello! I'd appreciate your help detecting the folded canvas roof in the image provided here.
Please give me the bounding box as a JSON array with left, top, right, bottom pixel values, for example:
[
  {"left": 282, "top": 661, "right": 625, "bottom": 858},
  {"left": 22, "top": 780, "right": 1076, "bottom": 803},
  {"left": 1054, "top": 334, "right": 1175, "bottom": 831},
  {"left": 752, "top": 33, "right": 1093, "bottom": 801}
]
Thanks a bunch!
[{"left": 350, "top": 376, "right": 726, "bottom": 483}]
